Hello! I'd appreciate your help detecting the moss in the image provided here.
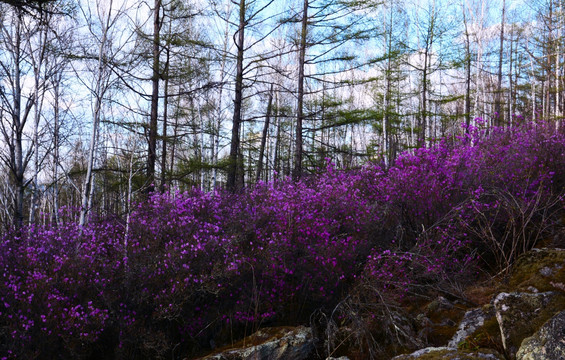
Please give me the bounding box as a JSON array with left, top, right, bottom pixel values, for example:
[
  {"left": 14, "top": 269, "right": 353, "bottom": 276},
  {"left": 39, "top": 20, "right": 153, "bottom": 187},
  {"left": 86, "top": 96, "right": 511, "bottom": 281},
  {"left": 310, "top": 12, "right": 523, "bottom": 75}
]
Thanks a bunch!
[
  {"left": 459, "top": 314, "right": 504, "bottom": 355},
  {"left": 508, "top": 248, "right": 565, "bottom": 293},
  {"left": 427, "top": 306, "right": 466, "bottom": 324},
  {"left": 394, "top": 348, "right": 504, "bottom": 359},
  {"left": 488, "top": 292, "right": 565, "bottom": 356},
  {"left": 510, "top": 292, "right": 565, "bottom": 346},
  {"left": 403, "top": 295, "right": 433, "bottom": 314},
  {"left": 427, "top": 325, "right": 458, "bottom": 347},
  {"left": 424, "top": 301, "right": 468, "bottom": 347}
]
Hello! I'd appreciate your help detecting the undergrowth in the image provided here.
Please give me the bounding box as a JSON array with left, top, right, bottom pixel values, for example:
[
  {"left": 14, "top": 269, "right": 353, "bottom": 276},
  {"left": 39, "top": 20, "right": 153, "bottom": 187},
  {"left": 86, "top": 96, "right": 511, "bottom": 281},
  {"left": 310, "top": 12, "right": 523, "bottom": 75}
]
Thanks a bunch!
[{"left": 1, "top": 121, "right": 564, "bottom": 359}]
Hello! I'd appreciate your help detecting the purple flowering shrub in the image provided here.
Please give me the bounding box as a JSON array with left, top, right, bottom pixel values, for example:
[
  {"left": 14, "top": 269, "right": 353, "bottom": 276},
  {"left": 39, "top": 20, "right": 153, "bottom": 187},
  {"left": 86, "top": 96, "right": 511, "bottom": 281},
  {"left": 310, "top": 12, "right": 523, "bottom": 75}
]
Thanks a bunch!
[
  {"left": 0, "top": 121, "right": 564, "bottom": 359},
  {"left": 0, "top": 221, "right": 124, "bottom": 359},
  {"left": 122, "top": 189, "right": 232, "bottom": 357},
  {"left": 323, "top": 121, "right": 565, "bottom": 357},
  {"left": 220, "top": 165, "right": 376, "bottom": 323},
  {"left": 361, "top": 121, "right": 565, "bottom": 298}
]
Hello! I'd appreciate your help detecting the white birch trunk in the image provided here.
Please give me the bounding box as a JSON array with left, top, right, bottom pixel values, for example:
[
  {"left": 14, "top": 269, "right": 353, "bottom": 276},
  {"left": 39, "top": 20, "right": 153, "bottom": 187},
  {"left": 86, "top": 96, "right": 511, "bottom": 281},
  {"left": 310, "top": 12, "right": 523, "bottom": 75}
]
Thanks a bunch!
[{"left": 79, "top": 0, "right": 114, "bottom": 229}]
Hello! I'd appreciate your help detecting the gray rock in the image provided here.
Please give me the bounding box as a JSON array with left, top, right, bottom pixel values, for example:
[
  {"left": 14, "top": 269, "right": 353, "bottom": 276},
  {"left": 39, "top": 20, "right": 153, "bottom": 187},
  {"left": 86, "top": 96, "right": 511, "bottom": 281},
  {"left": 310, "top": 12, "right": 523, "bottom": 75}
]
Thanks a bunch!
[
  {"left": 397, "top": 346, "right": 451, "bottom": 357},
  {"left": 493, "top": 291, "right": 557, "bottom": 357},
  {"left": 516, "top": 310, "right": 565, "bottom": 360},
  {"left": 391, "top": 346, "right": 503, "bottom": 359},
  {"left": 200, "top": 326, "right": 314, "bottom": 360},
  {"left": 540, "top": 266, "right": 554, "bottom": 277},
  {"left": 448, "top": 306, "right": 496, "bottom": 348}
]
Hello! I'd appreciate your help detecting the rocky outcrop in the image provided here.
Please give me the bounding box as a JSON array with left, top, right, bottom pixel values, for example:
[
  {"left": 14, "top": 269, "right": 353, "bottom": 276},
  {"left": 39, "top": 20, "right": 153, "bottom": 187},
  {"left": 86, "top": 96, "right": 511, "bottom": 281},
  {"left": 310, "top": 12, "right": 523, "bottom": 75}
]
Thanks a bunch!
[
  {"left": 414, "top": 296, "right": 467, "bottom": 348},
  {"left": 516, "top": 310, "right": 565, "bottom": 360},
  {"left": 509, "top": 248, "right": 565, "bottom": 293},
  {"left": 198, "top": 249, "right": 565, "bottom": 360},
  {"left": 447, "top": 306, "right": 496, "bottom": 348},
  {"left": 493, "top": 291, "right": 558, "bottom": 356},
  {"left": 391, "top": 248, "right": 565, "bottom": 359},
  {"left": 200, "top": 326, "right": 314, "bottom": 360},
  {"left": 391, "top": 346, "right": 504, "bottom": 359}
]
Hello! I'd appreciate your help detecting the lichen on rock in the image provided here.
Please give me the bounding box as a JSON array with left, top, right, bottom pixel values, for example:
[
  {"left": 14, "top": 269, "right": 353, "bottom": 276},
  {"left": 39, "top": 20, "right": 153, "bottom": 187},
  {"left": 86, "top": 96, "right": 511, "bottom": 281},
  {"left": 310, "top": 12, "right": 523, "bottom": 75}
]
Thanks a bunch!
[
  {"left": 448, "top": 306, "right": 496, "bottom": 349},
  {"left": 509, "top": 248, "right": 565, "bottom": 293},
  {"left": 199, "top": 326, "right": 314, "bottom": 360},
  {"left": 493, "top": 291, "right": 565, "bottom": 358},
  {"left": 391, "top": 346, "right": 504, "bottom": 359},
  {"left": 516, "top": 310, "right": 565, "bottom": 360}
]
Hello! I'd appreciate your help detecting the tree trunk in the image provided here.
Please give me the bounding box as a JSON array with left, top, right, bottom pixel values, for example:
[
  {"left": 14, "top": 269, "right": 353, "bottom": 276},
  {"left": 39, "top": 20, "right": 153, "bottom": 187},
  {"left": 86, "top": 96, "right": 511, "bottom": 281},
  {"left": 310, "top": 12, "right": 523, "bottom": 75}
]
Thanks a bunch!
[
  {"left": 147, "top": 0, "right": 161, "bottom": 192},
  {"left": 555, "top": 0, "right": 563, "bottom": 130},
  {"left": 227, "top": 0, "right": 245, "bottom": 192},
  {"left": 256, "top": 84, "right": 274, "bottom": 183},
  {"left": 556, "top": 1, "right": 561, "bottom": 127},
  {"left": 495, "top": 0, "right": 505, "bottom": 126},
  {"left": 383, "top": 1, "right": 393, "bottom": 167},
  {"left": 212, "top": 4, "right": 231, "bottom": 191},
  {"left": 52, "top": 72, "right": 61, "bottom": 225},
  {"left": 294, "top": 0, "right": 308, "bottom": 181},
  {"left": 421, "top": 52, "right": 429, "bottom": 147},
  {"left": 29, "top": 14, "right": 48, "bottom": 225},
  {"left": 273, "top": 92, "right": 281, "bottom": 178},
  {"left": 508, "top": 22, "right": 514, "bottom": 127},
  {"left": 169, "top": 86, "right": 181, "bottom": 187},
  {"left": 159, "top": 39, "right": 170, "bottom": 193},
  {"left": 79, "top": 0, "right": 113, "bottom": 228},
  {"left": 12, "top": 11, "right": 25, "bottom": 230},
  {"left": 196, "top": 100, "right": 206, "bottom": 191}
]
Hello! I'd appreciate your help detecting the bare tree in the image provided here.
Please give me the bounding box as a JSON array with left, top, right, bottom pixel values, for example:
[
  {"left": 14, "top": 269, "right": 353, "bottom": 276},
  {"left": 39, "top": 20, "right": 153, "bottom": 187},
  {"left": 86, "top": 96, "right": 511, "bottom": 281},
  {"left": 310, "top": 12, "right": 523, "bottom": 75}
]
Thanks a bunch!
[
  {"left": 495, "top": 0, "right": 506, "bottom": 126},
  {"left": 146, "top": 0, "right": 161, "bottom": 192},
  {"left": 225, "top": 0, "right": 280, "bottom": 191},
  {"left": 256, "top": 83, "right": 274, "bottom": 182},
  {"left": 78, "top": 0, "right": 122, "bottom": 228},
  {"left": 0, "top": 6, "right": 37, "bottom": 229},
  {"left": 226, "top": 0, "right": 246, "bottom": 191}
]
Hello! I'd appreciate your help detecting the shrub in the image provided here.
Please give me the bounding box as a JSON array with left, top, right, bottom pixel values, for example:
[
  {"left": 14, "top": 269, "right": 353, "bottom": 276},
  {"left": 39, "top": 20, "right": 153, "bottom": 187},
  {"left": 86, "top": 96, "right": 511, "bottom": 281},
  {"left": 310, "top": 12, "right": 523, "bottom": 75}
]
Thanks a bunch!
[{"left": 0, "top": 121, "right": 563, "bottom": 359}]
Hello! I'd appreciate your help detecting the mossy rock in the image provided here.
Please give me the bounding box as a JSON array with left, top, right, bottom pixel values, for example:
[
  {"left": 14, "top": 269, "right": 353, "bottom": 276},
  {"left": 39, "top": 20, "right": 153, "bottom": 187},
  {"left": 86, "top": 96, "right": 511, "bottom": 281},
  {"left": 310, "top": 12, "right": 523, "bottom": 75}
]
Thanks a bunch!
[
  {"left": 516, "top": 310, "right": 565, "bottom": 360},
  {"left": 418, "top": 297, "right": 469, "bottom": 347},
  {"left": 449, "top": 305, "right": 497, "bottom": 349},
  {"left": 508, "top": 248, "right": 565, "bottom": 293},
  {"left": 199, "top": 326, "right": 314, "bottom": 360},
  {"left": 458, "top": 307, "right": 504, "bottom": 356},
  {"left": 493, "top": 291, "right": 565, "bottom": 358},
  {"left": 391, "top": 346, "right": 504, "bottom": 359}
]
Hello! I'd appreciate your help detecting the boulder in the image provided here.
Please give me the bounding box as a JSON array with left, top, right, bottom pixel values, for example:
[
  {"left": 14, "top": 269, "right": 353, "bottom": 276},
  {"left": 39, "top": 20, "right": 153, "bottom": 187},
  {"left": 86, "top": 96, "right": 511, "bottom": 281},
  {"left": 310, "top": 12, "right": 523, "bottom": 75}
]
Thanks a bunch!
[
  {"left": 516, "top": 310, "right": 565, "bottom": 360},
  {"left": 391, "top": 346, "right": 504, "bottom": 359},
  {"left": 448, "top": 305, "right": 496, "bottom": 348},
  {"left": 509, "top": 248, "right": 565, "bottom": 293},
  {"left": 200, "top": 326, "right": 315, "bottom": 360},
  {"left": 493, "top": 291, "right": 564, "bottom": 357},
  {"left": 416, "top": 296, "right": 468, "bottom": 347}
]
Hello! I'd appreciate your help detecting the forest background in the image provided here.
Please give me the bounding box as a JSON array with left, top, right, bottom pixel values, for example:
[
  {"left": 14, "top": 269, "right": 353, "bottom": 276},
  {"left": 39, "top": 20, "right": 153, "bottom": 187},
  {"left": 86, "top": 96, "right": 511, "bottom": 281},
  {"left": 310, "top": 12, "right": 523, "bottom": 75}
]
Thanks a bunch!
[{"left": 0, "top": 0, "right": 560, "bottom": 229}]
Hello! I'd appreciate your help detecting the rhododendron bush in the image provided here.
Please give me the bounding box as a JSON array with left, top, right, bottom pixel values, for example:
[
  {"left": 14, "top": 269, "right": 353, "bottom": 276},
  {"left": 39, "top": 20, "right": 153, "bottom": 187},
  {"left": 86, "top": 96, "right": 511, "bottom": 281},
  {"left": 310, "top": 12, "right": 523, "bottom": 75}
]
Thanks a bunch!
[{"left": 1, "top": 121, "right": 564, "bottom": 359}]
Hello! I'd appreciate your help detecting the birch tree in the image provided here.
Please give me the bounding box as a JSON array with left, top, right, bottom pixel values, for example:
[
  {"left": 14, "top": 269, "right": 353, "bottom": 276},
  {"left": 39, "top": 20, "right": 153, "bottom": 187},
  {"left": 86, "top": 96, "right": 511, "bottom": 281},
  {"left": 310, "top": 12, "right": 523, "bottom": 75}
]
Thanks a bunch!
[
  {"left": 0, "top": 5, "right": 38, "bottom": 229},
  {"left": 78, "top": 0, "right": 124, "bottom": 227}
]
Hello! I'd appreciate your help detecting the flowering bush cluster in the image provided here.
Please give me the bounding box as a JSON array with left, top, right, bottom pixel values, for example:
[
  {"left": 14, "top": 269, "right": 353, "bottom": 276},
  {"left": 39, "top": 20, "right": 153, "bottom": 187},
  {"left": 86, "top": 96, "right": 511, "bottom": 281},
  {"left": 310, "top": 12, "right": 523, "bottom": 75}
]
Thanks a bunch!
[
  {"left": 361, "top": 121, "right": 565, "bottom": 296},
  {"left": 0, "top": 121, "right": 564, "bottom": 359}
]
